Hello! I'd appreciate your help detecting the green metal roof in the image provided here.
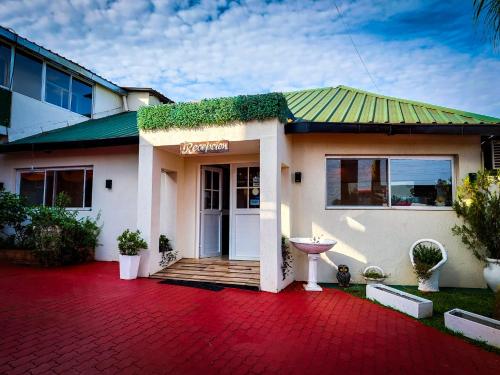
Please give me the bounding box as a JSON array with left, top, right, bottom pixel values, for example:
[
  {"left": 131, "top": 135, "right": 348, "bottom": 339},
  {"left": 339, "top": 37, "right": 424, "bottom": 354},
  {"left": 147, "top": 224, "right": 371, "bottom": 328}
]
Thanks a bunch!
[
  {"left": 284, "top": 85, "right": 500, "bottom": 125},
  {"left": 10, "top": 111, "right": 138, "bottom": 145}
]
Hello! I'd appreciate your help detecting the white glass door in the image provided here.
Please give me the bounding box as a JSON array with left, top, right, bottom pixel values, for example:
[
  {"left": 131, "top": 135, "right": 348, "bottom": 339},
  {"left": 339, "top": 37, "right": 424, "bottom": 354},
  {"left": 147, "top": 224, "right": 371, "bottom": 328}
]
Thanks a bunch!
[
  {"left": 230, "top": 164, "right": 260, "bottom": 260},
  {"left": 200, "top": 167, "right": 223, "bottom": 258}
]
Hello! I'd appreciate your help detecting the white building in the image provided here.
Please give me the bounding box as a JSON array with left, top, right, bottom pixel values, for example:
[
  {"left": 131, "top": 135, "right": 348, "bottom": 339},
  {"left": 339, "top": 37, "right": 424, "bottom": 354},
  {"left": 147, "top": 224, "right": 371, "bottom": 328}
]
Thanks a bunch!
[{"left": 1, "top": 26, "right": 500, "bottom": 292}]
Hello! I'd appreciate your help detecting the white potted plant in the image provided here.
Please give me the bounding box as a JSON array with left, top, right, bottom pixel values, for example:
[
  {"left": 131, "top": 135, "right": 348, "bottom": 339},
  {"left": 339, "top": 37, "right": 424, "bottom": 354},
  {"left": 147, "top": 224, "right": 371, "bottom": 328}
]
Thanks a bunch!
[
  {"left": 409, "top": 239, "right": 447, "bottom": 292},
  {"left": 362, "top": 266, "right": 388, "bottom": 285},
  {"left": 453, "top": 170, "right": 500, "bottom": 292},
  {"left": 117, "top": 229, "right": 147, "bottom": 280}
]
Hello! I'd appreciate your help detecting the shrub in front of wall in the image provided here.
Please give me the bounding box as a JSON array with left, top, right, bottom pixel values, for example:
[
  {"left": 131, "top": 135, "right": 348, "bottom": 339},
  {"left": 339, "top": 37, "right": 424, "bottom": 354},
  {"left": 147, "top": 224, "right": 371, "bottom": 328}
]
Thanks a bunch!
[
  {"left": 138, "top": 92, "right": 290, "bottom": 130},
  {"left": 0, "top": 189, "right": 32, "bottom": 249}
]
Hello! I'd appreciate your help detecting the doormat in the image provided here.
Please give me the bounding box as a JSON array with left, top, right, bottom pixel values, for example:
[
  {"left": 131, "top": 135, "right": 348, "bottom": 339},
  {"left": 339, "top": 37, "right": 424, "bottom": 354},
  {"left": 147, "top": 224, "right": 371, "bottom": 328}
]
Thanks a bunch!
[{"left": 158, "top": 279, "right": 259, "bottom": 292}]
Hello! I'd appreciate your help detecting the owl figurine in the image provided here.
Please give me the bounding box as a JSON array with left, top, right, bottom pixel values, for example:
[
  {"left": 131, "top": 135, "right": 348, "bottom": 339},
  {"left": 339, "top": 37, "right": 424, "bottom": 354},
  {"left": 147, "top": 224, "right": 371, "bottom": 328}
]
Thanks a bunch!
[{"left": 336, "top": 265, "right": 351, "bottom": 287}]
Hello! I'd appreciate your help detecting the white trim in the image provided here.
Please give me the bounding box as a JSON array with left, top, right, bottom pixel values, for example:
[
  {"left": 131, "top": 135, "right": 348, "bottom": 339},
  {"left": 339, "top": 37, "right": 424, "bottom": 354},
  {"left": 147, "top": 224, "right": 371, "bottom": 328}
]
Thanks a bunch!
[{"left": 325, "top": 155, "right": 455, "bottom": 210}]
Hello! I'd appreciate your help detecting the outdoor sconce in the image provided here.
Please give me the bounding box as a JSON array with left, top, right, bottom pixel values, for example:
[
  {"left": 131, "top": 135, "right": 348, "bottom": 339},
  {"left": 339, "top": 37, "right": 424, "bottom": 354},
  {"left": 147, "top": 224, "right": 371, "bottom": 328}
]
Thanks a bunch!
[
  {"left": 0, "top": 182, "right": 4, "bottom": 190},
  {"left": 468, "top": 173, "right": 477, "bottom": 183},
  {"left": 105, "top": 179, "right": 113, "bottom": 189},
  {"left": 294, "top": 172, "right": 302, "bottom": 183}
]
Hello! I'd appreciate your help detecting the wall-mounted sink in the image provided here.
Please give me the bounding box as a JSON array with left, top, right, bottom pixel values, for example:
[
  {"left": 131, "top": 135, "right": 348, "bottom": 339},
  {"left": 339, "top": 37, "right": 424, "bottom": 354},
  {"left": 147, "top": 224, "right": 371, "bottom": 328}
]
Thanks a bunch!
[{"left": 289, "top": 237, "right": 337, "bottom": 291}]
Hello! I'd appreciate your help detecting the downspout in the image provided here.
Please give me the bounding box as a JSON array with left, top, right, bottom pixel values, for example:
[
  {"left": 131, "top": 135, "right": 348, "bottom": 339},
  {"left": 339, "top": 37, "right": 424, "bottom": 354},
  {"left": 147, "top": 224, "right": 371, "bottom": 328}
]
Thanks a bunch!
[{"left": 122, "top": 95, "right": 129, "bottom": 112}]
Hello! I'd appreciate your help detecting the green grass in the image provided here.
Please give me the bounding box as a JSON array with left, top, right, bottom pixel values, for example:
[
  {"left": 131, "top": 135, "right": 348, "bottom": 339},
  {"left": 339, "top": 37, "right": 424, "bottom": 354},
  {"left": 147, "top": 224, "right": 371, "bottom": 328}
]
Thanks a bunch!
[{"left": 322, "top": 283, "right": 499, "bottom": 354}]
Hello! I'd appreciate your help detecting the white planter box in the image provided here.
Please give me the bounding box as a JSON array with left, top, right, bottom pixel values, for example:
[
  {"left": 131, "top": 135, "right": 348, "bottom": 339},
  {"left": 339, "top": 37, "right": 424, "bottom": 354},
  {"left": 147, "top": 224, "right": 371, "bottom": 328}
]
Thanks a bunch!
[
  {"left": 366, "top": 284, "right": 433, "bottom": 319},
  {"left": 119, "top": 254, "right": 141, "bottom": 280},
  {"left": 444, "top": 309, "right": 500, "bottom": 348}
]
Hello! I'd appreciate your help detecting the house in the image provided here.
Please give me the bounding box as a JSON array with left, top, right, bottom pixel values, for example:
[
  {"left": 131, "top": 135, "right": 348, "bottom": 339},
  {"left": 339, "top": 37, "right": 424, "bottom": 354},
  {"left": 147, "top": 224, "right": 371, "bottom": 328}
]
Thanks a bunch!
[{"left": 1, "top": 27, "right": 500, "bottom": 292}]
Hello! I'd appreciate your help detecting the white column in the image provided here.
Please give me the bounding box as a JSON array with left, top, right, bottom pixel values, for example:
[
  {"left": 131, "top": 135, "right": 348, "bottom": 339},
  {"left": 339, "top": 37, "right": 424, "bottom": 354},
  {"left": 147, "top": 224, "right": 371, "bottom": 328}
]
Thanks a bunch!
[
  {"left": 259, "top": 133, "right": 281, "bottom": 293},
  {"left": 136, "top": 144, "right": 161, "bottom": 277}
]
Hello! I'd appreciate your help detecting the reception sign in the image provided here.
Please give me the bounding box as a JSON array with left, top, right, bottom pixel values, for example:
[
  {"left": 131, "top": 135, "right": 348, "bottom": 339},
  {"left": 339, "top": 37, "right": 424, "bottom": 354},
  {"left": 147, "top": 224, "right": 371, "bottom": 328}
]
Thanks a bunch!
[{"left": 180, "top": 140, "right": 229, "bottom": 155}]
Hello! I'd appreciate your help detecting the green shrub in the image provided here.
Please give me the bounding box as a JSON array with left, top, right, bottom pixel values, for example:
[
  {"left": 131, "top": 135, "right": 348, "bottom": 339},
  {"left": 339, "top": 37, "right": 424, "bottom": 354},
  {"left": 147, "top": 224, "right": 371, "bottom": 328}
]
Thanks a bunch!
[
  {"left": 159, "top": 234, "right": 177, "bottom": 267},
  {"left": 452, "top": 170, "right": 500, "bottom": 261},
  {"left": 413, "top": 243, "right": 443, "bottom": 280},
  {"left": 138, "top": 92, "right": 290, "bottom": 130},
  {"left": 281, "top": 235, "right": 293, "bottom": 281},
  {"left": 117, "top": 229, "right": 147, "bottom": 256},
  {"left": 0, "top": 189, "right": 31, "bottom": 248},
  {"left": 29, "top": 193, "right": 101, "bottom": 266}
]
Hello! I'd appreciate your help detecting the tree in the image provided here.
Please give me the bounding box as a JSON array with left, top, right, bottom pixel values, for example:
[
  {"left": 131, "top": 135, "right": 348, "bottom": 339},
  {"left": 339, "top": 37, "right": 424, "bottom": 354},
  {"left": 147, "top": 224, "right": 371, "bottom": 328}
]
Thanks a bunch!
[{"left": 473, "top": 0, "right": 500, "bottom": 48}]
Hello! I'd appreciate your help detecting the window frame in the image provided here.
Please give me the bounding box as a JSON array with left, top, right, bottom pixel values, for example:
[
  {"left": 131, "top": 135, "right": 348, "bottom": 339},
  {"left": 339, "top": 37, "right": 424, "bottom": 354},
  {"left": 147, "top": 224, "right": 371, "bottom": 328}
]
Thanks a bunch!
[
  {"left": 0, "top": 41, "right": 14, "bottom": 90},
  {"left": 16, "top": 166, "right": 94, "bottom": 210},
  {"left": 325, "top": 155, "right": 455, "bottom": 211}
]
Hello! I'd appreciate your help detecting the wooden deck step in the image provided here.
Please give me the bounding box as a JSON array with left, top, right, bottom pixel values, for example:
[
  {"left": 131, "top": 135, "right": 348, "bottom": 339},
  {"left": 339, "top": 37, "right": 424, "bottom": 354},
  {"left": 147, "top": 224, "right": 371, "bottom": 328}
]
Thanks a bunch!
[{"left": 150, "top": 258, "right": 261, "bottom": 288}]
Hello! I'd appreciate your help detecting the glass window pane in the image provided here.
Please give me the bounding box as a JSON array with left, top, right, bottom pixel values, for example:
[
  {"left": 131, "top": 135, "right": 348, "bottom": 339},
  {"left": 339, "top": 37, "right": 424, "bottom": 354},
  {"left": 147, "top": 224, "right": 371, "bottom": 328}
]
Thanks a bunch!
[
  {"left": 212, "top": 190, "right": 219, "bottom": 209},
  {"left": 204, "top": 190, "right": 211, "bottom": 209},
  {"left": 45, "top": 171, "right": 54, "bottom": 206},
  {"left": 236, "top": 188, "right": 248, "bottom": 209},
  {"left": 71, "top": 78, "right": 92, "bottom": 117},
  {"left": 12, "top": 51, "right": 42, "bottom": 100},
  {"left": 326, "top": 159, "right": 388, "bottom": 206},
  {"left": 249, "top": 167, "right": 260, "bottom": 187},
  {"left": 19, "top": 172, "right": 45, "bottom": 205},
  {"left": 45, "top": 66, "right": 70, "bottom": 109},
  {"left": 213, "top": 171, "right": 220, "bottom": 190},
  {"left": 84, "top": 170, "right": 93, "bottom": 208},
  {"left": 249, "top": 187, "right": 260, "bottom": 208},
  {"left": 55, "top": 170, "right": 84, "bottom": 207},
  {"left": 390, "top": 159, "right": 452, "bottom": 207},
  {"left": 237, "top": 168, "right": 248, "bottom": 187},
  {"left": 204, "top": 170, "right": 212, "bottom": 189},
  {"left": 0, "top": 42, "right": 11, "bottom": 87}
]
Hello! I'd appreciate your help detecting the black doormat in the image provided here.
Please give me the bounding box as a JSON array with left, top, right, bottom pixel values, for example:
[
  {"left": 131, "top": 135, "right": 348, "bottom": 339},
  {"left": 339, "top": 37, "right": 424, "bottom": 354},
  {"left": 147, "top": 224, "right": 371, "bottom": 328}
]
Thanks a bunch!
[{"left": 158, "top": 279, "right": 259, "bottom": 292}]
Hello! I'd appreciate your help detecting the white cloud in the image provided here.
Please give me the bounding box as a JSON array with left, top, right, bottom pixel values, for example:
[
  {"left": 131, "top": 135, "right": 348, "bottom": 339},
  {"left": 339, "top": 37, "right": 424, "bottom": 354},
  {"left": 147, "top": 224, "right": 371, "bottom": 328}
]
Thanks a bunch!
[{"left": 0, "top": 0, "right": 499, "bottom": 116}]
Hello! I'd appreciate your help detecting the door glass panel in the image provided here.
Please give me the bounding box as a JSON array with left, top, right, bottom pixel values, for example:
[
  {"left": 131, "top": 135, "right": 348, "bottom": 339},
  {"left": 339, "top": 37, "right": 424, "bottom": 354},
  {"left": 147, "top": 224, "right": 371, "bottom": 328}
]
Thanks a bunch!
[
  {"left": 213, "top": 171, "right": 220, "bottom": 190},
  {"left": 204, "top": 190, "right": 211, "bottom": 209},
  {"left": 205, "top": 170, "right": 212, "bottom": 189},
  {"left": 212, "top": 190, "right": 220, "bottom": 209},
  {"left": 249, "top": 167, "right": 260, "bottom": 187},
  {"left": 237, "top": 168, "right": 248, "bottom": 187},
  {"left": 237, "top": 188, "right": 248, "bottom": 209},
  {"left": 19, "top": 172, "right": 45, "bottom": 205},
  {"left": 249, "top": 187, "right": 260, "bottom": 208}
]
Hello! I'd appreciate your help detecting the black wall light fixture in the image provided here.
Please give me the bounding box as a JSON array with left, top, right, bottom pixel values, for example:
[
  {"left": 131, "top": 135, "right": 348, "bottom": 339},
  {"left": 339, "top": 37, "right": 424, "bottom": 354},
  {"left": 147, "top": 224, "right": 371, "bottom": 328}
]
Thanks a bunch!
[
  {"left": 0, "top": 182, "right": 4, "bottom": 190},
  {"left": 105, "top": 179, "right": 113, "bottom": 189},
  {"left": 294, "top": 172, "right": 302, "bottom": 183},
  {"left": 468, "top": 173, "right": 477, "bottom": 183}
]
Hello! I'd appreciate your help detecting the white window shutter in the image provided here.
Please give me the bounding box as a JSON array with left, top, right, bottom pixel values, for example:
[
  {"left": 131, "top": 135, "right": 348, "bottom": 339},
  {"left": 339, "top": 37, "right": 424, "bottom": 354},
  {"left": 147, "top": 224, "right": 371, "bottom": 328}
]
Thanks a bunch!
[{"left": 493, "top": 141, "right": 500, "bottom": 169}]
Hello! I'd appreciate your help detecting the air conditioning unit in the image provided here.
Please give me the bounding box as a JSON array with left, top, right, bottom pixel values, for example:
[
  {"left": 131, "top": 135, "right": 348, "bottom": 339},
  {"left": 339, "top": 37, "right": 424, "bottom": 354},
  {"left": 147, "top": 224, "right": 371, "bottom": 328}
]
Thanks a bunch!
[{"left": 493, "top": 141, "right": 500, "bottom": 169}]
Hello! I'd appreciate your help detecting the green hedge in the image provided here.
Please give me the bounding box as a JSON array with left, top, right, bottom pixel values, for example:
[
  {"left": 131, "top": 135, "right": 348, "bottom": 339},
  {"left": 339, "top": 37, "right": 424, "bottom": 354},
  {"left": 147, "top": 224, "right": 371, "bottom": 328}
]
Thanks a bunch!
[{"left": 138, "top": 92, "right": 290, "bottom": 130}]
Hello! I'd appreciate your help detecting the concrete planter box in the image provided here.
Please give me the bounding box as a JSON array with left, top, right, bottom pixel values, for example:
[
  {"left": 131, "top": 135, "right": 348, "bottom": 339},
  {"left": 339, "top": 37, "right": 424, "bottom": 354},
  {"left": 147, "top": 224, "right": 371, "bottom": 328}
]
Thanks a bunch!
[
  {"left": 0, "top": 248, "right": 37, "bottom": 265},
  {"left": 366, "top": 284, "right": 433, "bottom": 319},
  {"left": 444, "top": 309, "right": 500, "bottom": 348}
]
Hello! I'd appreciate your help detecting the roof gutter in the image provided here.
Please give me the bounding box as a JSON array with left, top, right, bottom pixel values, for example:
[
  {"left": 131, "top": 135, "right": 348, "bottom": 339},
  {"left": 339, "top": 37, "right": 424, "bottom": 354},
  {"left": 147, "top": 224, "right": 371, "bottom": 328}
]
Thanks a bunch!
[
  {"left": 285, "top": 122, "right": 500, "bottom": 136},
  {"left": 0, "top": 136, "right": 138, "bottom": 153}
]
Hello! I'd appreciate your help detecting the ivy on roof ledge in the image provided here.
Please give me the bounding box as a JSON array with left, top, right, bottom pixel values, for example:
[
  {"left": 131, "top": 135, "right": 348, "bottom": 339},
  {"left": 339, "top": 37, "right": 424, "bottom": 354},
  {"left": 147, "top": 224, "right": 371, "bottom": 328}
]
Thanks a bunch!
[{"left": 138, "top": 92, "right": 289, "bottom": 130}]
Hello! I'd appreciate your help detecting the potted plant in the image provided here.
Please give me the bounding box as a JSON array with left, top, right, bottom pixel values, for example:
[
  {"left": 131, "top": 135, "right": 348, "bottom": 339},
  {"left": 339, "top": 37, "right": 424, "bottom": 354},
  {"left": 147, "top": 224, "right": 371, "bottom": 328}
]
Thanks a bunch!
[
  {"left": 362, "top": 266, "right": 388, "bottom": 285},
  {"left": 453, "top": 170, "right": 500, "bottom": 291},
  {"left": 409, "top": 239, "right": 447, "bottom": 292},
  {"left": 117, "top": 229, "right": 147, "bottom": 280},
  {"left": 159, "top": 234, "right": 177, "bottom": 268}
]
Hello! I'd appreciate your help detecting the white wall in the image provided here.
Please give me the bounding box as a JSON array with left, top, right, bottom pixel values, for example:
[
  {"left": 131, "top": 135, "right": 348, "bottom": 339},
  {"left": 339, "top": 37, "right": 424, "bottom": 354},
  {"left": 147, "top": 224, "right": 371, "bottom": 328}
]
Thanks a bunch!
[
  {"left": 289, "top": 133, "right": 485, "bottom": 288},
  {"left": 9, "top": 92, "right": 87, "bottom": 141},
  {"left": 0, "top": 146, "right": 138, "bottom": 261},
  {"left": 93, "top": 85, "right": 124, "bottom": 119}
]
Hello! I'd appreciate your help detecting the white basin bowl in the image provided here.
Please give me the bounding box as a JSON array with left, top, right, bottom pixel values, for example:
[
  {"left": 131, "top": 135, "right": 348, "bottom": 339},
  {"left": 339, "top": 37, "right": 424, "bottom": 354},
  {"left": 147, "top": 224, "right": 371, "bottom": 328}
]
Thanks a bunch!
[{"left": 289, "top": 238, "right": 337, "bottom": 254}]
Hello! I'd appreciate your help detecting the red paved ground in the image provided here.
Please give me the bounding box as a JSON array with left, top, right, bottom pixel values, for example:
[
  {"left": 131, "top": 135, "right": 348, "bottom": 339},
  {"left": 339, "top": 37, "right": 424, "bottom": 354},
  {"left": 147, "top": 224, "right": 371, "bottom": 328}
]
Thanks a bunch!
[{"left": 0, "top": 262, "right": 499, "bottom": 375}]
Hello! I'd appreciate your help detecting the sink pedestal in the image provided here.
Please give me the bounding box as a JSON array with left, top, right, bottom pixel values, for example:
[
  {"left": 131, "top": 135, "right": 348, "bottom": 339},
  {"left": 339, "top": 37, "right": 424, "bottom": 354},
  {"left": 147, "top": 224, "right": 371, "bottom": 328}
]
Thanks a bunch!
[{"left": 304, "top": 254, "right": 322, "bottom": 291}]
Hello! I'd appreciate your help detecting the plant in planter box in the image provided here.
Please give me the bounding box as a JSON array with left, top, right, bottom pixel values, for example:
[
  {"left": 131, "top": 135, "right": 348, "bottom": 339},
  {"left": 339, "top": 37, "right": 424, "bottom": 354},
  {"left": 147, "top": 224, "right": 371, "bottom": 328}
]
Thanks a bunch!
[
  {"left": 452, "top": 170, "right": 500, "bottom": 291},
  {"left": 117, "top": 229, "right": 147, "bottom": 279},
  {"left": 362, "top": 266, "right": 388, "bottom": 284},
  {"left": 159, "top": 234, "right": 177, "bottom": 268},
  {"left": 410, "top": 240, "right": 447, "bottom": 292}
]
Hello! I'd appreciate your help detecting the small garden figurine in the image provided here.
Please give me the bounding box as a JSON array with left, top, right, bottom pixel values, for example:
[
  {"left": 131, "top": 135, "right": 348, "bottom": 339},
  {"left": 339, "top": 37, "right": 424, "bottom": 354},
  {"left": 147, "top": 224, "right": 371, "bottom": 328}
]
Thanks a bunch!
[{"left": 336, "top": 264, "right": 351, "bottom": 287}]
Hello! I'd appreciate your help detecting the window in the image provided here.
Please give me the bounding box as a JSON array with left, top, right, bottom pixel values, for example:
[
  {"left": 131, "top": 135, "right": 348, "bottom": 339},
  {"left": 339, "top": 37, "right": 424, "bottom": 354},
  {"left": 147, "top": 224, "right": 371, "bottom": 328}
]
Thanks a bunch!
[
  {"left": 236, "top": 167, "right": 260, "bottom": 209},
  {"left": 326, "top": 157, "right": 453, "bottom": 208},
  {"left": 17, "top": 167, "right": 93, "bottom": 208},
  {"left": 203, "top": 169, "right": 221, "bottom": 210},
  {"left": 0, "top": 42, "right": 11, "bottom": 88},
  {"left": 12, "top": 51, "right": 42, "bottom": 100},
  {"left": 71, "top": 78, "right": 92, "bottom": 117},
  {"left": 45, "top": 66, "right": 70, "bottom": 109}
]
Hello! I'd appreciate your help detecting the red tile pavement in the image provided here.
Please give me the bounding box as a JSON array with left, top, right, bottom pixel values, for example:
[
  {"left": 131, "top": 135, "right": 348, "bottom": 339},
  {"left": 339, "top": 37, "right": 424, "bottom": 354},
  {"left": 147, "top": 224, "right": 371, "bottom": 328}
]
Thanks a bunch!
[{"left": 0, "top": 261, "right": 498, "bottom": 375}]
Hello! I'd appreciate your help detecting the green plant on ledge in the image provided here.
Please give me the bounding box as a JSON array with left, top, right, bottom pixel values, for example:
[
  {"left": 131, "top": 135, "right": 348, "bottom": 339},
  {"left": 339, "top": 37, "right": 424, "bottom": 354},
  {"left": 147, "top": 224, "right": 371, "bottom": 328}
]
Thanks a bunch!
[
  {"left": 138, "top": 92, "right": 290, "bottom": 130},
  {"left": 159, "top": 234, "right": 177, "bottom": 267},
  {"left": 412, "top": 243, "right": 443, "bottom": 280},
  {"left": 452, "top": 169, "right": 500, "bottom": 261},
  {"left": 281, "top": 235, "right": 293, "bottom": 281},
  {"left": 117, "top": 229, "right": 147, "bottom": 256}
]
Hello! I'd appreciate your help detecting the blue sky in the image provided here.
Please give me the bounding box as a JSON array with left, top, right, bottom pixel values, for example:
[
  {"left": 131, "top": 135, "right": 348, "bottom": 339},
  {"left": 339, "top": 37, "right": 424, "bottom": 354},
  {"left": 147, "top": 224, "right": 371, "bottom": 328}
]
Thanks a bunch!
[{"left": 0, "top": 0, "right": 499, "bottom": 116}]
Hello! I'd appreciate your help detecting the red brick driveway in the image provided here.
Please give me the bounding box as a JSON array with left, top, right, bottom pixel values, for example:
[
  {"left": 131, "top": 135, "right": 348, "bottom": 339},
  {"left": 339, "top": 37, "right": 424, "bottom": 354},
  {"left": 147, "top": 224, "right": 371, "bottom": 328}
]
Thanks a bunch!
[{"left": 0, "top": 262, "right": 499, "bottom": 375}]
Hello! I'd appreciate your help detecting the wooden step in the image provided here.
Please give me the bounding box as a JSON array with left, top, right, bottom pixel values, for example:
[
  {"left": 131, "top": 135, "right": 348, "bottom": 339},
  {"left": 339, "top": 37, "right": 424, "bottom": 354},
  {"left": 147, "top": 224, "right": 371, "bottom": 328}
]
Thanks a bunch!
[{"left": 150, "top": 258, "right": 261, "bottom": 288}]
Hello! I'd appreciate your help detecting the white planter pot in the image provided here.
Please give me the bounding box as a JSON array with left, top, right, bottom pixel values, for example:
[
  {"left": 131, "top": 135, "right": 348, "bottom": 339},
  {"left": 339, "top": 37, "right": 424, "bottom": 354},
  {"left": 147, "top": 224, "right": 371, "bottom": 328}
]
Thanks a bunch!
[
  {"left": 417, "top": 269, "right": 441, "bottom": 292},
  {"left": 119, "top": 254, "right": 141, "bottom": 280},
  {"left": 483, "top": 258, "right": 500, "bottom": 292}
]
